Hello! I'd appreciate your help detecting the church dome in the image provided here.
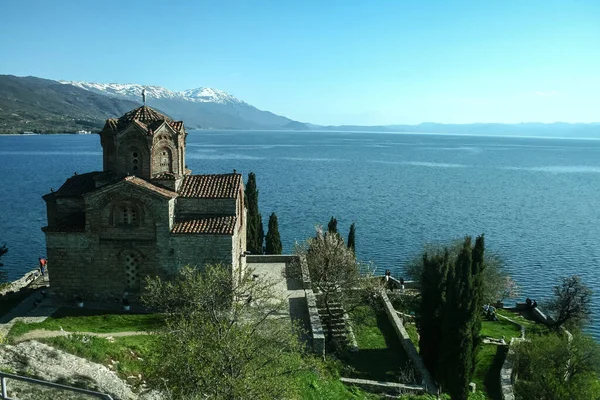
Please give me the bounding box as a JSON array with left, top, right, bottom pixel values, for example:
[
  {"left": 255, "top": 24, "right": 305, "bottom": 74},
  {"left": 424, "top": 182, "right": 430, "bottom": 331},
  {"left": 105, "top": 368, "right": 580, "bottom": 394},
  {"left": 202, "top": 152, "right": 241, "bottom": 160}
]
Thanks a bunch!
[{"left": 118, "top": 105, "right": 172, "bottom": 124}]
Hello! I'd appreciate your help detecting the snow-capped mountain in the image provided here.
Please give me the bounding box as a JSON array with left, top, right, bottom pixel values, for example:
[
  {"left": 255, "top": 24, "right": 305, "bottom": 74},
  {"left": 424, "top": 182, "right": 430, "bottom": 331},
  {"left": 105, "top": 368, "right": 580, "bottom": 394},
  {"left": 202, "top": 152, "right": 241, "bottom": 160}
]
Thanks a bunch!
[
  {"left": 181, "top": 87, "right": 244, "bottom": 105},
  {"left": 57, "top": 80, "right": 307, "bottom": 130},
  {"left": 61, "top": 81, "right": 244, "bottom": 105}
]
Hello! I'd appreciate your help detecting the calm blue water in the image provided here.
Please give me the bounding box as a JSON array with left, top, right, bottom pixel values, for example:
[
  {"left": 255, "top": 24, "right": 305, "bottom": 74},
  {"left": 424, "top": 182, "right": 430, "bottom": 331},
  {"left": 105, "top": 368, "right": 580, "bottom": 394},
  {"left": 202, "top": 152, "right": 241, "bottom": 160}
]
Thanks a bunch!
[{"left": 1, "top": 131, "right": 599, "bottom": 337}]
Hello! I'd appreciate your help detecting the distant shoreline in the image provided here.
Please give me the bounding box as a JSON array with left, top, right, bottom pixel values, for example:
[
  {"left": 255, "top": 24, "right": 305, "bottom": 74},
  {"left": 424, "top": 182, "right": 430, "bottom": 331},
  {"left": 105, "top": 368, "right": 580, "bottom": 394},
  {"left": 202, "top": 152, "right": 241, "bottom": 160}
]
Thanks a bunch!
[
  {"left": 2, "top": 130, "right": 600, "bottom": 142},
  {"left": 0, "top": 132, "right": 93, "bottom": 136}
]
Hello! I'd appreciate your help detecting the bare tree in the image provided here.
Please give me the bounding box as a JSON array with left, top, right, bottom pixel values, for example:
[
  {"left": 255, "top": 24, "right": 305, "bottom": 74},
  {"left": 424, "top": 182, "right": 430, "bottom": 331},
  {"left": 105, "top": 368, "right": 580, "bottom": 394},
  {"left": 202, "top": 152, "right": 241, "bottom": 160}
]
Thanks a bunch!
[
  {"left": 142, "top": 264, "right": 307, "bottom": 400},
  {"left": 293, "top": 226, "right": 379, "bottom": 347},
  {"left": 547, "top": 275, "right": 593, "bottom": 329}
]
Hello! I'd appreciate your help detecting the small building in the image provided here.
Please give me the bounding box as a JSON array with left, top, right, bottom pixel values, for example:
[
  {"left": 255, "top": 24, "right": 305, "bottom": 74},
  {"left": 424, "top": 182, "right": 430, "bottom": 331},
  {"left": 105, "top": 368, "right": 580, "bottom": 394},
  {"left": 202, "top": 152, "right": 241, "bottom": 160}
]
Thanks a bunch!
[{"left": 42, "top": 105, "right": 246, "bottom": 300}]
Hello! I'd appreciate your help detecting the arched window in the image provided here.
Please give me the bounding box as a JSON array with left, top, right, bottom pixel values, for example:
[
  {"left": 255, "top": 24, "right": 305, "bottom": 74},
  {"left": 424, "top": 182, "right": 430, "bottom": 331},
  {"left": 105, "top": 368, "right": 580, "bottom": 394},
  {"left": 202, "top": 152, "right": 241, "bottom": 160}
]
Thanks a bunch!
[
  {"left": 112, "top": 203, "right": 141, "bottom": 227},
  {"left": 122, "top": 251, "right": 141, "bottom": 290},
  {"left": 131, "top": 150, "right": 140, "bottom": 174},
  {"left": 121, "top": 206, "right": 137, "bottom": 225},
  {"left": 153, "top": 147, "right": 173, "bottom": 174}
]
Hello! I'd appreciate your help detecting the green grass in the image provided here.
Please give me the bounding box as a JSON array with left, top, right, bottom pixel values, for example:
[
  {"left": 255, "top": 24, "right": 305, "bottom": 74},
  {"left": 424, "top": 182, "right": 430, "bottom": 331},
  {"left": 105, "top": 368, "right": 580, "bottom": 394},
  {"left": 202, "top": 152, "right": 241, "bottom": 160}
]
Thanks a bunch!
[
  {"left": 495, "top": 309, "right": 551, "bottom": 337},
  {"left": 296, "top": 370, "right": 379, "bottom": 400},
  {"left": 41, "top": 334, "right": 155, "bottom": 381},
  {"left": 45, "top": 331, "right": 379, "bottom": 399},
  {"left": 404, "top": 321, "right": 420, "bottom": 352},
  {"left": 8, "top": 308, "right": 164, "bottom": 339},
  {"left": 472, "top": 345, "right": 508, "bottom": 400},
  {"left": 474, "top": 308, "right": 550, "bottom": 400},
  {"left": 480, "top": 317, "right": 521, "bottom": 341},
  {"left": 343, "top": 304, "right": 413, "bottom": 382}
]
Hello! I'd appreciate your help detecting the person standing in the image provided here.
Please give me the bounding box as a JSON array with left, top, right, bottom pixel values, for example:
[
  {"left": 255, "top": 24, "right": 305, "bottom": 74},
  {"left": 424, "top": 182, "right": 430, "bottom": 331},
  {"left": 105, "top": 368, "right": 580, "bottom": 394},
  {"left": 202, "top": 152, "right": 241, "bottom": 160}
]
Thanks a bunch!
[{"left": 39, "top": 257, "right": 47, "bottom": 280}]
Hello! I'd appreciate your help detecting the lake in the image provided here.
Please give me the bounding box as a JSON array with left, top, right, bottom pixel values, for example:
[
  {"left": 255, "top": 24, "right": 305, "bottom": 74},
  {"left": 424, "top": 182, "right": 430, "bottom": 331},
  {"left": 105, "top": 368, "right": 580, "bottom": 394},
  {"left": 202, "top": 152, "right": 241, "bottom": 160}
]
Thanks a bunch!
[{"left": 1, "top": 131, "right": 599, "bottom": 338}]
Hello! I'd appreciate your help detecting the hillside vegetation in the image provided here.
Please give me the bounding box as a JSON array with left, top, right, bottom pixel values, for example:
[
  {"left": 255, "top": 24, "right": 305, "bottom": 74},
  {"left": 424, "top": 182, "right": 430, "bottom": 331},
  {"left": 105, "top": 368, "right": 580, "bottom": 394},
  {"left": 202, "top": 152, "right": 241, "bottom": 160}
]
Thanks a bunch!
[{"left": 0, "top": 75, "right": 140, "bottom": 134}]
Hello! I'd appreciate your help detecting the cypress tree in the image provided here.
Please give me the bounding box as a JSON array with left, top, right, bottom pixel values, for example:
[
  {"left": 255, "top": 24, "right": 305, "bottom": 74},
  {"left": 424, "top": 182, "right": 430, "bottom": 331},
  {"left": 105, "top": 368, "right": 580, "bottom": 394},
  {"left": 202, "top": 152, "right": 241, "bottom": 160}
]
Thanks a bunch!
[
  {"left": 470, "top": 234, "right": 485, "bottom": 371},
  {"left": 418, "top": 248, "right": 450, "bottom": 381},
  {"left": 245, "top": 173, "right": 264, "bottom": 254},
  {"left": 265, "top": 213, "right": 282, "bottom": 255},
  {"left": 327, "top": 217, "right": 338, "bottom": 234},
  {"left": 440, "top": 237, "right": 479, "bottom": 400},
  {"left": 417, "top": 236, "right": 487, "bottom": 399},
  {"left": 347, "top": 223, "right": 356, "bottom": 253}
]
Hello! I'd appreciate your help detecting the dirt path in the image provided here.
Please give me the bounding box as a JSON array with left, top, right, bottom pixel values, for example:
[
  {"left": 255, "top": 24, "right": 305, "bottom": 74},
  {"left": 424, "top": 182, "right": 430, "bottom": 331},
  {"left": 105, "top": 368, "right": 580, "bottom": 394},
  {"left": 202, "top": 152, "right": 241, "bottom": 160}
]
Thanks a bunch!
[{"left": 13, "top": 329, "right": 150, "bottom": 343}]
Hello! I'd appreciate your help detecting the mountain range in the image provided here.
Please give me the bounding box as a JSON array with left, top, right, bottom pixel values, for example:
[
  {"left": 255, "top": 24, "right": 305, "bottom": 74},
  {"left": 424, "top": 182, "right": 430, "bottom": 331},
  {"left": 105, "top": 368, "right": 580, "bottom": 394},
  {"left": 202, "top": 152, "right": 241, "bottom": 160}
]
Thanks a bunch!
[
  {"left": 1, "top": 74, "right": 599, "bottom": 137},
  {"left": 0, "top": 75, "right": 308, "bottom": 133}
]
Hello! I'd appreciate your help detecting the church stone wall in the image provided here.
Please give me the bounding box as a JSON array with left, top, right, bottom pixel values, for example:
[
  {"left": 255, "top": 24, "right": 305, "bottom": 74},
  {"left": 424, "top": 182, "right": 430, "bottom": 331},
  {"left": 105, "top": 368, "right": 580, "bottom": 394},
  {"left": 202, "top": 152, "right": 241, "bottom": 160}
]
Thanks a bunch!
[
  {"left": 55, "top": 198, "right": 85, "bottom": 220},
  {"left": 45, "top": 106, "right": 247, "bottom": 301},
  {"left": 45, "top": 201, "right": 57, "bottom": 226},
  {"left": 232, "top": 205, "right": 247, "bottom": 278},
  {"left": 47, "top": 231, "right": 173, "bottom": 300},
  {"left": 45, "top": 232, "right": 91, "bottom": 298},
  {"left": 172, "top": 234, "right": 233, "bottom": 271},
  {"left": 46, "top": 186, "right": 178, "bottom": 300},
  {"left": 176, "top": 198, "right": 236, "bottom": 216}
]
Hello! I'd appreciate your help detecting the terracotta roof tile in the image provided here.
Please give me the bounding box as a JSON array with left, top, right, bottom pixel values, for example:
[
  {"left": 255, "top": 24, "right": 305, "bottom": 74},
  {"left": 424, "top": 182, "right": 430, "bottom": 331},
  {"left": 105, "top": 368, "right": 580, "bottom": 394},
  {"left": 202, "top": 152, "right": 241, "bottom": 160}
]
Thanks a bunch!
[
  {"left": 168, "top": 121, "right": 184, "bottom": 131},
  {"left": 51, "top": 172, "right": 105, "bottom": 197},
  {"left": 178, "top": 174, "right": 242, "bottom": 198},
  {"left": 119, "top": 106, "right": 172, "bottom": 124},
  {"left": 105, "top": 119, "right": 118, "bottom": 131},
  {"left": 172, "top": 216, "right": 236, "bottom": 235},
  {"left": 123, "top": 176, "right": 177, "bottom": 198},
  {"left": 100, "top": 106, "right": 185, "bottom": 135}
]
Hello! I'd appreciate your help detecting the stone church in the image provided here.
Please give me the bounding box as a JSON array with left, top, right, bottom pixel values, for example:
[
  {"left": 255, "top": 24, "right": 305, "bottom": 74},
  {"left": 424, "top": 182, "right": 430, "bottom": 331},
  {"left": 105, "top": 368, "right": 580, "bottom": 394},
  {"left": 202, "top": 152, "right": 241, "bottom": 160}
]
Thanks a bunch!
[{"left": 42, "top": 105, "right": 246, "bottom": 300}]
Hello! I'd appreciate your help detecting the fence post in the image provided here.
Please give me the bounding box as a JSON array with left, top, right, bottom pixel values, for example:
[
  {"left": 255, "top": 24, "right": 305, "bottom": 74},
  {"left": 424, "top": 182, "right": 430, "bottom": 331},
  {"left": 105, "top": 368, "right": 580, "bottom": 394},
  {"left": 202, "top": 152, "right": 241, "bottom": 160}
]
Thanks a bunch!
[{"left": 1, "top": 376, "right": 7, "bottom": 399}]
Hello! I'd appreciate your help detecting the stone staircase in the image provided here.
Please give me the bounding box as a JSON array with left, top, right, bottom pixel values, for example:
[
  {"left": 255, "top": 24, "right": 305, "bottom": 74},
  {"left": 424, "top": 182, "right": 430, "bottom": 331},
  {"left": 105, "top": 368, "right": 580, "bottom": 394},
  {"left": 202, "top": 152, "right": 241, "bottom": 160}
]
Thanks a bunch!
[{"left": 316, "top": 300, "right": 352, "bottom": 347}]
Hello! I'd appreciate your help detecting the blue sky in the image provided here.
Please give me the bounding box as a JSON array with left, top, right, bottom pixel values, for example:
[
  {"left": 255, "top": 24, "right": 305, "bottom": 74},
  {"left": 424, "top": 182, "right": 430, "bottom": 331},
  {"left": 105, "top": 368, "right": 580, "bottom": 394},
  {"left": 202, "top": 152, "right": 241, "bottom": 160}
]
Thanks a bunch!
[{"left": 1, "top": 0, "right": 599, "bottom": 125}]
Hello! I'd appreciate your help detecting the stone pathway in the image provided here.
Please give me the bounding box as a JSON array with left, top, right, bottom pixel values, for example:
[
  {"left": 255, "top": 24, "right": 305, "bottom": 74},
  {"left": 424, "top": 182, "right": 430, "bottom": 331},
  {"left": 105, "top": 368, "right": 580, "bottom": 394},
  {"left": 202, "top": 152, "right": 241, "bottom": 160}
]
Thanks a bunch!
[
  {"left": 0, "top": 289, "right": 57, "bottom": 341},
  {"left": 13, "top": 329, "right": 150, "bottom": 343},
  {"left": 248, "top": 261, "right": 311, "bottom": 343},
  {"left": 0, "top": 340, "right": 138, "bottom": 400}
]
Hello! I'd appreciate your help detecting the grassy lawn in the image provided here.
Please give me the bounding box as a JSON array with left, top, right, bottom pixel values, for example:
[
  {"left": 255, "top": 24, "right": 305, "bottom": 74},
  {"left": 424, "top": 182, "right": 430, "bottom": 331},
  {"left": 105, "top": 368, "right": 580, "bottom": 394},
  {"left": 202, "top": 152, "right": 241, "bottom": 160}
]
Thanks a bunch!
[
  {"left": 480, "top": 316, "right": 521, "bottom": 341},
  {"left": 496, "top": 308, "right": 550, "bottom": 337},
  {"left": 343, "top": 304, "right": 413, "bottom": 382},
  {"left": 296, "top": 370, "right": 379, "bottom": 400},
  {"left": 43, "top": 330, "right": 380, "bottom": 399},
  {"left": 41, "top": 334, "right": 155, "bottom": 382},
  {"left": 8, "top": 308, "right": 164, "bottom": 339},
  {"left": 472, "top": 344, "right": 508, "bottom": 400},
  {"left": 474, "top": 309, "right": 550, "bottom": 400},
  {"left": 404, "top": 321, "right": 420, "bottom": 352}
]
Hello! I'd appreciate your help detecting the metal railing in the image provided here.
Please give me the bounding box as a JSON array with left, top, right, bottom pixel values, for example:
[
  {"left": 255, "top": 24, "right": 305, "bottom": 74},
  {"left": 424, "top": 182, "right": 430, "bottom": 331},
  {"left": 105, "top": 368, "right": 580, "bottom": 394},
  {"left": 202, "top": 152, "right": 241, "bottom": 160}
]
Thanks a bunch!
[{"left": 0, "top": 371, "right": 113, "bottom": 399}]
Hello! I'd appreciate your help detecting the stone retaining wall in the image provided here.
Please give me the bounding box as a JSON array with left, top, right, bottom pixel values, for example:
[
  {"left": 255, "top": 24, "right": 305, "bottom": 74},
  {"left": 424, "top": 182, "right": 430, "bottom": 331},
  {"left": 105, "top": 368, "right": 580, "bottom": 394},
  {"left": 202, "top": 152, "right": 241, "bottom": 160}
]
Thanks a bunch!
[
  {"left": 340, "top": 377, "right": 425, "bottom": 396},
  {"left": 380, "top": 291, "right": 436, "bottom": 393},
  {"left": 305, "top": 289, "right": 325, "bottom": 356},
  {"left": 246, "top": 255, "right": 297, "bottom": 264},
  {"left": 500, "top": 337, "right": 521, "bottom": 400},
  {"left": 388, "top": 277, "right": 420, "bottom": 290},
  {"left": 0, "top": 269, "right": 41, "bottom": 296}
]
